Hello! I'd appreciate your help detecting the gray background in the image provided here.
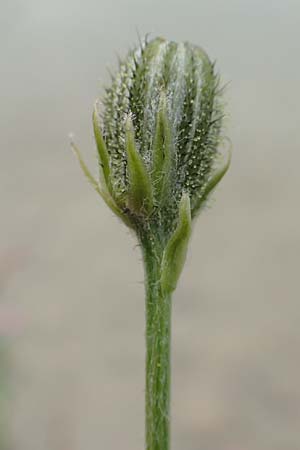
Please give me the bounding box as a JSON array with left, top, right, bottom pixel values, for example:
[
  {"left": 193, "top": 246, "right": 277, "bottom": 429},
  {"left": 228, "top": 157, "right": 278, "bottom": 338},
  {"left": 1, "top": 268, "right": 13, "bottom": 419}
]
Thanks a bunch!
[{"left": 1, "top": 0, "right": 300, "bottom": 449}]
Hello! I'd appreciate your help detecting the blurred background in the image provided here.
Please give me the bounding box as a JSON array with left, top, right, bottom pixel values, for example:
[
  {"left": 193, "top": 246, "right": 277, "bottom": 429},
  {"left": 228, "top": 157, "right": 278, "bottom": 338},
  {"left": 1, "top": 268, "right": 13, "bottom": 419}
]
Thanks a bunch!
[{"left": 1, "top": 0, "right": 300, "bottom": 449}]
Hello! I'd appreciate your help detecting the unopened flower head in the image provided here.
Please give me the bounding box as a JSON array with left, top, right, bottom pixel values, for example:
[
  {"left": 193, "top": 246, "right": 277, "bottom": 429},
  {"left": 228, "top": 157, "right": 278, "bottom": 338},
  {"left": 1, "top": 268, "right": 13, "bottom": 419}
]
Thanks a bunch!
[{"left": 72, "top": 36, "right": 230, "bottom": 241}]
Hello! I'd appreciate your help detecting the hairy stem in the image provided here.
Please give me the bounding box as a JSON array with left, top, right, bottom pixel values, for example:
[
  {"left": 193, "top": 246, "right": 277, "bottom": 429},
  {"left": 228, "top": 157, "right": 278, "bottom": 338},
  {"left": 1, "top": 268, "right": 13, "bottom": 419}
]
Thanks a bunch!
[{"left": 141, "top": 232, "right": 172, "bottom": 450}]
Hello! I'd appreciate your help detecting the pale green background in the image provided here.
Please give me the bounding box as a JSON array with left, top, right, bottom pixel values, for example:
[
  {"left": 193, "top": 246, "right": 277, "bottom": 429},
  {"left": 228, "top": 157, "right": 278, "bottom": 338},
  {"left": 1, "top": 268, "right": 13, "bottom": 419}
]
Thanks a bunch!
[{"left": 1, "top": 0, "right": 300, "bottom": 449}]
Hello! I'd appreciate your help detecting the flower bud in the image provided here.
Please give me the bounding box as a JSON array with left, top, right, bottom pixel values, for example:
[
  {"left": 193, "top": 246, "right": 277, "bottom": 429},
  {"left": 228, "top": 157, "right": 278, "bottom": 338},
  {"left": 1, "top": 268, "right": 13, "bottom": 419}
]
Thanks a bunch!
[
  {"left": 94, "top": 37, "right": 229, "bottom": 224},
  {"left": 73, "top": 36, "right": 230, "bottom": 291}
]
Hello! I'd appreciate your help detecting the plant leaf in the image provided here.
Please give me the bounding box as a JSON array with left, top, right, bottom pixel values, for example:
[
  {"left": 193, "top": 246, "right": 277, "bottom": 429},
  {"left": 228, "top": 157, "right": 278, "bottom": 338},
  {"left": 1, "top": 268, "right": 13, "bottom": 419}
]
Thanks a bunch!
[
  {"left": 93, "top": 104, "right": 112, "bottom": 194},
  {"left": 125, "top": 117, "right": 153, "bottom": 215},
  {"left": 192, "top": 138, "right": 232, "bottom": 217},
  {"left": 160, "top": 193, "right": 192, "bottom": 294},
  {"left": 71, "top": 141, "right": 132, "bottom": 227},
  {"left": 151, "top": 92, "right": 172, "bottom": 204}
]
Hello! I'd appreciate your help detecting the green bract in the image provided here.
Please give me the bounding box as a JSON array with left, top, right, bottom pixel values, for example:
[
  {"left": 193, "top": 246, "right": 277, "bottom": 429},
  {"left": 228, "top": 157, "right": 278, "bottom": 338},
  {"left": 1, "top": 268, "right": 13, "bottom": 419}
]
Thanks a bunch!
[{"left": 73, "top": 36, "right": 230, "bottom": 293}]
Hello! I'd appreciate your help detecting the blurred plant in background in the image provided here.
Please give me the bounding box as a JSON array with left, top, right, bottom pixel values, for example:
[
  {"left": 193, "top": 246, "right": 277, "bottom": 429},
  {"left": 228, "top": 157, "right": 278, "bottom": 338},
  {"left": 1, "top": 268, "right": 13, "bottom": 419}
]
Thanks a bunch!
[
  {"left": 0, "top": 250, "right": 27, "bottom": 450},
  {"left": 0, "top": 337, "right": 10, "bottom": 450}
]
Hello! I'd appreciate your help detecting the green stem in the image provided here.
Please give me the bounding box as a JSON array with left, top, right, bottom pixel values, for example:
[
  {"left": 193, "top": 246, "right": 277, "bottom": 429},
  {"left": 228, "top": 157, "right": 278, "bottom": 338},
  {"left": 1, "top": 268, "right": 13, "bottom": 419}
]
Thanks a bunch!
[{"left": 141, "top": 232, "right": 172, "bottom": 450}]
